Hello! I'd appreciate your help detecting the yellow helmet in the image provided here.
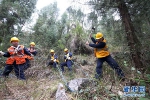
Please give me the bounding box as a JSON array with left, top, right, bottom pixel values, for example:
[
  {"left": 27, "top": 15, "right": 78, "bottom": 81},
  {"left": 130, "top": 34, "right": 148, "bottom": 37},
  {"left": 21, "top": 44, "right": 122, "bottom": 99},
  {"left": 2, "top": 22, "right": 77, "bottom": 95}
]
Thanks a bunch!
[
  {"left": 96, "top": 32, "right": 103, "bottom": 39},
  {"left": 30, "top": 42, "right": 35, "bottom": 46},
  {"left": 64, "top": 48, "right": 68, "bottom": 52},
  {"left": 10, "top": 37, "right": 19, "bottom": 43},
  {"left": 50, "top": 49, "right": 55, "bottom": 53}
]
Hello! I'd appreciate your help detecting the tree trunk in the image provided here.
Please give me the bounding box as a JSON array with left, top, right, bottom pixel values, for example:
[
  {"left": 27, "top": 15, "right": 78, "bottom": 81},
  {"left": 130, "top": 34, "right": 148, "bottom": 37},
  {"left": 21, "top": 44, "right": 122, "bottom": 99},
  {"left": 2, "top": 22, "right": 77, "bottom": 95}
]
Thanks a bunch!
[{"left": 116, "top": 0, "right": 144, "bottom": 71}]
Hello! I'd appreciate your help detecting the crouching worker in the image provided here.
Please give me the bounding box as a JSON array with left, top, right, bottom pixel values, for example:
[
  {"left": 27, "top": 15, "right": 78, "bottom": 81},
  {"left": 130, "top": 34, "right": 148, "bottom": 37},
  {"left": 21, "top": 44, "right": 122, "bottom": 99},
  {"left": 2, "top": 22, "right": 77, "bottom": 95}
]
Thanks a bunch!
[
  {"left": 60, "top": 48, "right": 73, "bottom": 72},
  {"left": 86, "top": 32, "right": 125, "bottom": 80},
  {"left": 24, "top": 42, "right": 37, "bottom": 70},
  {"left": 0, "top": 37, "right": 32, "bottom": 80},
  {"left": 47, "top": 49, "right": 59, "bottom": 69}
]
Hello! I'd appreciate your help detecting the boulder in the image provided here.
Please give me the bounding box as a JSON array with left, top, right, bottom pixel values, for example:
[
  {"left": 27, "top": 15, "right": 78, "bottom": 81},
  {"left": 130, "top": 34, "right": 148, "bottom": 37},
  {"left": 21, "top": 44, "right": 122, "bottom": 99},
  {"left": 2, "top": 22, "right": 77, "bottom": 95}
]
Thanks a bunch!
[
  {"left": 56, "top": 83, "right": 68, "bottom": 100},
  {"left": 67, "top": 78, "right": 90, "bottom": 92}
]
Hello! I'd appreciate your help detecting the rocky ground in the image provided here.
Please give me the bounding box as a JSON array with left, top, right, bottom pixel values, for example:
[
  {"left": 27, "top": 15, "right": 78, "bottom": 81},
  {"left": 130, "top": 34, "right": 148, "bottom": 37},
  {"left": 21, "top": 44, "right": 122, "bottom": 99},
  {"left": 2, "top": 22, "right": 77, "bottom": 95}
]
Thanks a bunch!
[{"left": 0, "top": 55, "right": 150, "bottom": 100}]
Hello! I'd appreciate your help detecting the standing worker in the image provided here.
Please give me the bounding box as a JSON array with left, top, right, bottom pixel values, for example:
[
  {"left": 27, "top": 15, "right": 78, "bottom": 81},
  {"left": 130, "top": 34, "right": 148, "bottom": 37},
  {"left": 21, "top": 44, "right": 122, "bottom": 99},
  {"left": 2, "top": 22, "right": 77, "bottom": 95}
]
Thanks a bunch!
[
  {"left": 86, "top": 32, "right": 125, "bottom": 80},
  {"left": 24, "top": 42, "right": 37, "bottom": 70},
  {"left": 47, "top": 49, "right": 59, "bottom": 69},
  {"left": 0, "top": 37, "right": 32, "bottom": 80},
  {"left": 60, "top": 48, "right": 73, "bottom": 72}
]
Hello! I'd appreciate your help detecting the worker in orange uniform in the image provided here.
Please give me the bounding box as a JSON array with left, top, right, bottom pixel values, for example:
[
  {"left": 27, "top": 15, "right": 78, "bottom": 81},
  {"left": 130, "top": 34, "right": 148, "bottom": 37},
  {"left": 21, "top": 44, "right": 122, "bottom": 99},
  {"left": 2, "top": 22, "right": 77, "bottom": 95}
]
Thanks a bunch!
[
  {"left": 86, "top": 32, "right": 125, "bottom": 80},
  {"left": 0, "top": 37, "right": 33, "bottom": 80},
  {"left": 24, "top": 42, "right": 37, "bottom": 70}
]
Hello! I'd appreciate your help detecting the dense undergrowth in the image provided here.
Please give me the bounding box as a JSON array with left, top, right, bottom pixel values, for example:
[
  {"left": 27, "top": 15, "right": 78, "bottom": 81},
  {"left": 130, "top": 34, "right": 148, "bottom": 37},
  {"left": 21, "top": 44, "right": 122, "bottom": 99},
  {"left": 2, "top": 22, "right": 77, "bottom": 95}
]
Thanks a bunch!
[{"left": 0, "top": 54, "right": 150, "bottom": 100}]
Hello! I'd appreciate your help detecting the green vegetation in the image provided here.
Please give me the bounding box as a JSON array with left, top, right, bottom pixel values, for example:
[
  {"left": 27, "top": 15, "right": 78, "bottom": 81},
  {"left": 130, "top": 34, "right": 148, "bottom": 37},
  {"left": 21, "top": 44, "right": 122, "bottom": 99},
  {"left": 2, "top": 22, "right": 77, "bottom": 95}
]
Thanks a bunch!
[{"left": 0, "top": 0, "right": 150, "bottom": 99}]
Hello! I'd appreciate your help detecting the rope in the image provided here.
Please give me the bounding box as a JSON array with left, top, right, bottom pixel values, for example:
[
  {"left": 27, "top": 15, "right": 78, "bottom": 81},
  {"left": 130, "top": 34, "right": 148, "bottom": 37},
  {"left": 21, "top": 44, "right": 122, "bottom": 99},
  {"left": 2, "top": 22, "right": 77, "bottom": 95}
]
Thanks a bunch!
[{"left": 55, "top": 64, "right": 74, "bottom": 92}]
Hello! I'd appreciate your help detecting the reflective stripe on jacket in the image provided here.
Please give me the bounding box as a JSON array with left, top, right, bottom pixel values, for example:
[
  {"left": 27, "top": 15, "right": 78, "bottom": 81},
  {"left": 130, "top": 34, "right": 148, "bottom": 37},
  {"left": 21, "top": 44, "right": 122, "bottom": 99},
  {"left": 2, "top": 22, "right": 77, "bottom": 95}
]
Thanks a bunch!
[{"left": 64, "top": 53, "right": 72, "bottom": 62}]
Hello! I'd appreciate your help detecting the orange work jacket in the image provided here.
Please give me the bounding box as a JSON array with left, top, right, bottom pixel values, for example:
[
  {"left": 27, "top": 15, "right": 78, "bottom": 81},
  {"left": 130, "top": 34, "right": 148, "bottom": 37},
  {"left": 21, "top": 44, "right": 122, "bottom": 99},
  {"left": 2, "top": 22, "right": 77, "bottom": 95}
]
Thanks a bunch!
[{"left": 6, "top": 45, "right": 26, "bottom": 64}]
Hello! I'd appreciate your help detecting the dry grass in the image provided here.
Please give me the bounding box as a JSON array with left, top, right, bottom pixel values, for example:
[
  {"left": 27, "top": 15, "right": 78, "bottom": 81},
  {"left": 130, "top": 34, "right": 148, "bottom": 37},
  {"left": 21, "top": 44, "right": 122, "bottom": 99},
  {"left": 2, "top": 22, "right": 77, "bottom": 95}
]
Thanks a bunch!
[
  {"left": 1, "top": 77, "right": 61, "bottom": 100},
  {"left": 0, "top": 54, "right": 149, "bottom": 100}
]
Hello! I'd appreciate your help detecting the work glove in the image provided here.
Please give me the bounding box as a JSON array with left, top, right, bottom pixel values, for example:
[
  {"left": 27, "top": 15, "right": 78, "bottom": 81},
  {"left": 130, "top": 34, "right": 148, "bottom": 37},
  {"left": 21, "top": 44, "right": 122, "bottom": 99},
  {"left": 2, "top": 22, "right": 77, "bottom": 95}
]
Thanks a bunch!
[
  {"left": 67, "top": 57, "right": 71, "bottom": 60},
  {"left": 31, "top": 54, "right": 34, "bottom": 57},
  {"left": 0, "top": 51, "right": 5, "bottom": 56},
  {"left": 17, "top": 48, "right": 23, "bottom": 52},
  {"left": 54, "top": 59, "right": 56, "bottom": 62}
]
